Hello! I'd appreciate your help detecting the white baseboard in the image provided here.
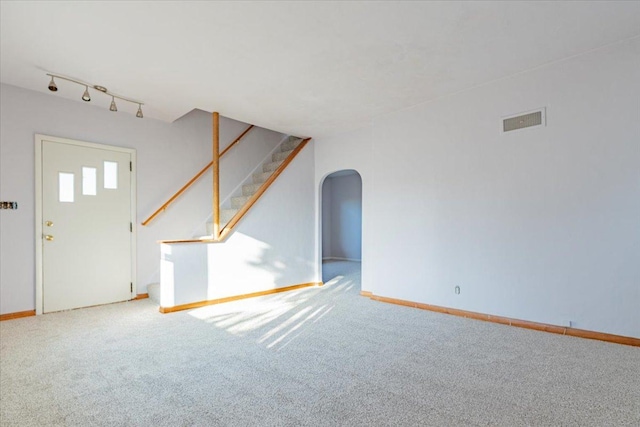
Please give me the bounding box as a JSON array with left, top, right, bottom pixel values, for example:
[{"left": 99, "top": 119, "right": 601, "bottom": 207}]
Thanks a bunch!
[{"left": 322, "top": 257, "right": 361, "bottom": 262}]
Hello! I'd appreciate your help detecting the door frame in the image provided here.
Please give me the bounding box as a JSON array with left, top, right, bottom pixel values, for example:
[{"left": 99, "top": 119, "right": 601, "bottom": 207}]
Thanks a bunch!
[
  {"left": 317, "top": 169, "right": 363, "bottom": 284},
  {"left": 35, "top": 134, "right": 137, "bottom": 315},
  {"left": 320, "top": 169, "right": 363, "bottom": 264}
]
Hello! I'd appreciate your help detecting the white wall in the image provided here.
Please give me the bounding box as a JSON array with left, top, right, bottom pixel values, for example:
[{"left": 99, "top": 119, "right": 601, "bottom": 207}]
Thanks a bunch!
[
  {"left": 162, "top": 144, "right": 316, "bottom": 307},
  {"left": 322, "top": 172, "right": 362, "bottom": 260},
  {"left": 314, "top": 38, "right": 640, "bottom": 338},
  {"left": 0, "top": 83, "right": 284, "bottom": 314}
]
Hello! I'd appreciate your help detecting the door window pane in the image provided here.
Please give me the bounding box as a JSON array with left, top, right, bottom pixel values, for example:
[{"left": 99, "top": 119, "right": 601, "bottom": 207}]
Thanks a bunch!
[
  {"left": 104, "top": 161, "right": 118, "bottom": 189},
  {"left": 82, "top": 167, "right": 97, "bottom": 195},
  {"left": 59, "top": 172, "right": 74, "bottom": 202}
]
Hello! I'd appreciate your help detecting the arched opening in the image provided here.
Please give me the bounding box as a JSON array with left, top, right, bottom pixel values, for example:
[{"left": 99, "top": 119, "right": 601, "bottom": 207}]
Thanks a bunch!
[{"left": 320, "top": 169, "right": 362, "bottom": 288}]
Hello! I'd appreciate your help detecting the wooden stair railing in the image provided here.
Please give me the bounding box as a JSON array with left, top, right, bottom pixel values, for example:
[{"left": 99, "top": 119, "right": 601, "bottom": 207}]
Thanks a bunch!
[
  {"left": 218, "top": 137, "right": 311, "bottom": 241},
  {"left": 141, "top": 124, "right": 254, "bottom": 226},
  {"left": 160, "top": 137, "right": 311, "bottom": 244}
]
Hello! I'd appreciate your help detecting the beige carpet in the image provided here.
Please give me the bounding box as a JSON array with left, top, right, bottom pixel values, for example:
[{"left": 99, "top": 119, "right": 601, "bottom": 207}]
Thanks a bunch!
[{"left": 1, "top": 261, "right": 638, "bottom": 426}]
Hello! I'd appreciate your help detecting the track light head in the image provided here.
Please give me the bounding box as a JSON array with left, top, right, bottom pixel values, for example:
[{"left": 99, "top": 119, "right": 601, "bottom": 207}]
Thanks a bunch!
[
  {"left": 48, "top": 76, "right": 58, "bottom": 92},
  {"left": 82, "top": 86, "right": 91, "bottom": 102},
  {"left": 109, "top": 97, "right": 117, "bottom": 112},
  {"left": 136, "top": 104, "right": 143, "bottom": 119}
]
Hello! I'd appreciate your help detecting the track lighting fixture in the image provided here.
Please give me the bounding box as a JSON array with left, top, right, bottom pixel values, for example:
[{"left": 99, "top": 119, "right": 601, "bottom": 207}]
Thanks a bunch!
[
  {"left": 48, "top": 76, "right": 58, "bottom": 92},
  {"left": 45, "top": 73, "right": 144, "bottom": 118}
]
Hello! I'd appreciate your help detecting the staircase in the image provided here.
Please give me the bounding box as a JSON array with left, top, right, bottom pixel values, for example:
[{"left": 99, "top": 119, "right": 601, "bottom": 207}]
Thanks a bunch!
[
  {"left": 142, "top": 114, "right": 313, "bottom": 311},
  {"left": 145, "top": 135, "right": 307, "bottom": 306},
  {"left": 206, "top": 136, "right": 304, "bottom": 236}
]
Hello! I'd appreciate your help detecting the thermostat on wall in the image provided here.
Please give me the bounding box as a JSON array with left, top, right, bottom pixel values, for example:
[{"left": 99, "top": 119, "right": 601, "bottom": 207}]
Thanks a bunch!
[{"left": 1, "top": 201, "right": 18, "bottom": 209}]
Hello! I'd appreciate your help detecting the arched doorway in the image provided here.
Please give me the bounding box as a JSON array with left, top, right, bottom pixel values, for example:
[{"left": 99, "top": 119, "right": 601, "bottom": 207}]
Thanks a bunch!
[{"left": 321, "top": 170, "right": 362, "bottom": 286}]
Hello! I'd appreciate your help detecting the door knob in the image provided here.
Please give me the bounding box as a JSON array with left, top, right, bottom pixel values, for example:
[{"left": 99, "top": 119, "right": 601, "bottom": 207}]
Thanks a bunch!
[
  {"left": 44, "top": 235, "right": 54, "bottom": 241},
  {"left": 45, "top": 221, "right": 54, "bottom": 227}
]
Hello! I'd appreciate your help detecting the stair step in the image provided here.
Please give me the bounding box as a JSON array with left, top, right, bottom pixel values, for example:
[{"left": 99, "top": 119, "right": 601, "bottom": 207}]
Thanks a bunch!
[
  {"left": 253, "top": 171, "right": 272, "bottom": 184},
  {"left": 263, "top": 160, "right": 283, "bottom": 173},
  {"left": 221, "top": 208, "right": 238, "bottom": 224},
  {"left": 205, "top": 209, "right": 237, "bottom": 235},
  {"left": 272, "top": 149, "right": 294, "bottom": 163},
  {"left": 231, "top": 195, "right": 251, "bottom": 209},
  {"left": 242, "top": 182, "right": 262, "bottom": 196},
  {"left": 281, "top": 138, "right": 302, "bottom": 152}
]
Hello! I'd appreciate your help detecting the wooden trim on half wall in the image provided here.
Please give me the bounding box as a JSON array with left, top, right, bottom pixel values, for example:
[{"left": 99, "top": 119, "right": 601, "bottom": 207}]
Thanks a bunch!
[
  {"left": 159, "top": 282, "right": 323, "bottom": 313},
  {"left": 133, "top": 293, "right": 149, "bottom": 300},
  {"left": 0, "top": 310, "right": 36, "bottom": 321},
  {"left": 364, "top": 294, "right": 640, "bottom": 347}
]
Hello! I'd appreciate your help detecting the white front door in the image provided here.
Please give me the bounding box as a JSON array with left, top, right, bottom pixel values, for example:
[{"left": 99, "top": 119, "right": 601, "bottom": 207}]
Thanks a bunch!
[{"left": 40, "top": 138, "right": 134, "bottom": 313}]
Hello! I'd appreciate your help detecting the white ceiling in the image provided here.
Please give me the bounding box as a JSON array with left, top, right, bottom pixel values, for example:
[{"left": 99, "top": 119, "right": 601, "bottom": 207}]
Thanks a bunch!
[{"left": 2, "top": 2, "right": 639, "bottom": 138}]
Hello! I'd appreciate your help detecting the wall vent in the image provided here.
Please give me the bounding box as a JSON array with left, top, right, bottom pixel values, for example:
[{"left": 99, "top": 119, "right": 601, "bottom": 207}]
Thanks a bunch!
[{"left": 502, "top": 108, "right": 545, "bottom": 133}]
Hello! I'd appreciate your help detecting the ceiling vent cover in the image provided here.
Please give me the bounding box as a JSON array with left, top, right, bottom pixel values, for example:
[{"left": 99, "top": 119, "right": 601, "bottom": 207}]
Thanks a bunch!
[{"left": 502, "top": 108, "right": 545, "bottom": 133}]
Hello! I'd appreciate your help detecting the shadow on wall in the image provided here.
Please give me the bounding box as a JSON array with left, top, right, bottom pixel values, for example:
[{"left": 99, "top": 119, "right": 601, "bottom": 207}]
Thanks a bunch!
[
  {"left": 187, "top": 261, "right": 361, "bottom": 351},
  {"left": 247, "top": 244, "right": 317, "bottom": 288},
  {"left": 161, "top": 234, "right": 309, "bottom": 307},
  {"left": 322, "top": 170, "right": 362, "bottom": 265},
  {"left": 247, "top": 246, "right": 288, "bottom": 287}
]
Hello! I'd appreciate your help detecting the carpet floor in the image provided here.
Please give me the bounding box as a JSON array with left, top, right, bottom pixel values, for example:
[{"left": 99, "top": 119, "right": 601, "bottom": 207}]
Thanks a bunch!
[{"left": 1, "top": 261, "right": 638, "bottom": 426}]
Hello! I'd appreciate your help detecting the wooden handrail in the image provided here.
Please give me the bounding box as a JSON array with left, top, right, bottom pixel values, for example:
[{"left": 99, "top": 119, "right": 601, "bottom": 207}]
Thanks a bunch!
[
  {"left": 159, "top": 137, "right": 311, "bottom": 244},
  {"left": 220, "top": 125, "right": 254, "bottom": 157},
  {"left": 141, "top": 124, "right": 255, "bottom": 226},
  {"left": 142, "top": 162, "right": 211, "bottom": 226},
  {"left": 218, "top": 138, "right": 311, "bottom": 241}
]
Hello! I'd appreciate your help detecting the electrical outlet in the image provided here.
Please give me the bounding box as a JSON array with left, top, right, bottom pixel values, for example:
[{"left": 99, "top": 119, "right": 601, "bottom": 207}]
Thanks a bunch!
[{"left": 455, "top": 286, "right": 460, "bottom": 295}]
